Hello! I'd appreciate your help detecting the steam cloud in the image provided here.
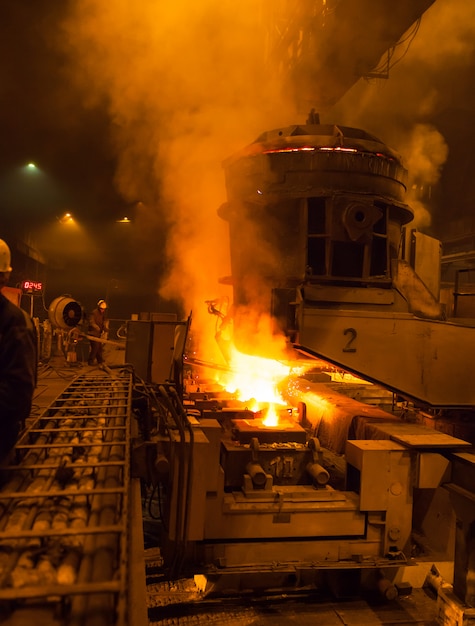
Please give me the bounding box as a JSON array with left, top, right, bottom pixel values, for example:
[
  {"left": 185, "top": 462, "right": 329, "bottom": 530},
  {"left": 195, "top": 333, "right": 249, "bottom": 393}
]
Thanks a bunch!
[
  {"left": 60, "top": 0, "right": 296, "bottom": 360},
  {"left": 57, "top": 0, "right": 471, "bottom": 359},
  {"left": 330, "top": 0, "right": 473, "bottom": 233},
  {"left": 403, "top": 123, "right": 449, "bottom": 229}
]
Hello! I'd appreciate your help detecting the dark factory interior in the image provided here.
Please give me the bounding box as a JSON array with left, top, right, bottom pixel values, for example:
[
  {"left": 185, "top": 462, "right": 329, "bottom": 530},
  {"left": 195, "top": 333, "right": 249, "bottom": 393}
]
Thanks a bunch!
[{"left": 0, "top": 1, "right": 475, "bottom": 624}]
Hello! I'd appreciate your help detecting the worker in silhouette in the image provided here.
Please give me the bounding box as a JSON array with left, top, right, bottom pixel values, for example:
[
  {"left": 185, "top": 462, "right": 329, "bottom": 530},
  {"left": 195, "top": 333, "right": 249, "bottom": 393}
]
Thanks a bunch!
[
  {"left": 0, "top": 239, "right": 37, "bottom": 466},
  {"left": 87, "top": 299, "right": 109, "bottom": 365}
]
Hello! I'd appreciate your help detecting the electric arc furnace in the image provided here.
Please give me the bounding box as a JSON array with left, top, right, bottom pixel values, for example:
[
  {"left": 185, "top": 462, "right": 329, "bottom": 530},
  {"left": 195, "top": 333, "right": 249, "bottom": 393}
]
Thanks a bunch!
[{"left": 132, "top": 120, "right": 475, "bottom": 610}]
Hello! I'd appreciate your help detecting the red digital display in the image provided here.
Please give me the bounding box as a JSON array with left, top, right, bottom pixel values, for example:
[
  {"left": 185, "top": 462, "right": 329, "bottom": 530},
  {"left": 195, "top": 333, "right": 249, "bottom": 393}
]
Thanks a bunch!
[{"left": 22, "top": 280, "right": 43, "bottom": 293}]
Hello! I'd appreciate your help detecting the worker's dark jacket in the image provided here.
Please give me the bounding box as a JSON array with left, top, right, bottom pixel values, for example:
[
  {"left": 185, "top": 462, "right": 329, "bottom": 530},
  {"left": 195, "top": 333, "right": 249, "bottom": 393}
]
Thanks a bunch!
[
  {"left": 0, "top": 293, "right": 37, "bottom": 461},
  {"left": 88, "top": 308, "right": 108, "bottom": 337}
]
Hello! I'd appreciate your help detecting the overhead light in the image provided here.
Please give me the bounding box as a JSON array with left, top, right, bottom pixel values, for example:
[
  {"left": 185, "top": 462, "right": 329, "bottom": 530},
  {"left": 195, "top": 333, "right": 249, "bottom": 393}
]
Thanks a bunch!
[{"left": 58, "top": 213, "right": 74, "bottom": 224}]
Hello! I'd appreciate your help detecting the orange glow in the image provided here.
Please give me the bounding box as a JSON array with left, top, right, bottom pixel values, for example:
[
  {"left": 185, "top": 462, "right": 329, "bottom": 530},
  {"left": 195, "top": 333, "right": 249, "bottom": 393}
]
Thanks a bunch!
[
  {"left": 221, "top": 346, "right": 311, "bottom": 427},
  {"left": 262, "top": 146, "right": 317, "bottom": 154},
  {"left": 262, "top": 403, "right": 279, "bottom": 427},
  {"left": 242, "top": 406, "right": 291, "bottom": 429},
  {"left": 224, "top": 349, "right": 291, "bottom": 404}
]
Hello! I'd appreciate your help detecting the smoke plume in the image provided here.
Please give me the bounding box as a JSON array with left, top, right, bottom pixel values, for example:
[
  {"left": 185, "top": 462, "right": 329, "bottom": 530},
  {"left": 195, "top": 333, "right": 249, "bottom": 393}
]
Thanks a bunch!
[
  {"left": 56, "top": 0, "right": 474, "bottom": 360},
  {"left": 60, "top": 1, "right": 296, "bottom": 360},
  {"left": 329, "top": 0, "right": 474, "bottom": 233}
]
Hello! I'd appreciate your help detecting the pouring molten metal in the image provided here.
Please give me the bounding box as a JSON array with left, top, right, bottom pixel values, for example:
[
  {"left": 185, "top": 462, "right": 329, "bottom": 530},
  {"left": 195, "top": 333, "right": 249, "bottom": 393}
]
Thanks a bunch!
[{"left": 220, "top": 346, "right": 309, "bottom": 429}]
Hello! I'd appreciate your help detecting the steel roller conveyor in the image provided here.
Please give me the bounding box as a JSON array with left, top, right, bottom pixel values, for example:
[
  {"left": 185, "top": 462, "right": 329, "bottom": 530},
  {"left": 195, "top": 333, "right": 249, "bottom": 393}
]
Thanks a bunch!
[{"left": 0, "top": 368, "right": 134, "bottom": 626}]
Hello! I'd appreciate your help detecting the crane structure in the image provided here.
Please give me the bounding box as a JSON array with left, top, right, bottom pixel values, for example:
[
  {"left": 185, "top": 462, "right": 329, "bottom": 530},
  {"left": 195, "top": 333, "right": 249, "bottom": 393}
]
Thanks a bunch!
[{"left": 264, "top": 0, "right": 436, "bottom": 110}]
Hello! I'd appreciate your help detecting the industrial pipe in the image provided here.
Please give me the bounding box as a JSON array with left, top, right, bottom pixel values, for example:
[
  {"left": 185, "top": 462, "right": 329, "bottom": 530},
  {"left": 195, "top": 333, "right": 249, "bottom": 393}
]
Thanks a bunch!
[
  {"left": 306, "top": 462, "right": 330, "bottom": 486},
  {"left": 246, "top": 461, "right": 267, "bottom": 487}
]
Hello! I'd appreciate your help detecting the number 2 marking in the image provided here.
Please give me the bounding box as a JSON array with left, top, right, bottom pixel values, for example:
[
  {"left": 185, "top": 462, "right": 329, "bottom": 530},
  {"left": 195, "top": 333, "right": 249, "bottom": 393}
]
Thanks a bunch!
[{"left": 343, "top": 328, "right": 357, "bottom": 352}]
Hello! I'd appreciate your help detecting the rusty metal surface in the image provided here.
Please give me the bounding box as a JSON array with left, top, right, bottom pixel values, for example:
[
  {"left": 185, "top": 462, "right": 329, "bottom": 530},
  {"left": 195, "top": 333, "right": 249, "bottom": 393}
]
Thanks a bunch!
[
  {"left": 0, "top": 368, "right": 132, "bottom": 626},
  {"left": 295, "top": 308, "right": 475, "bottom": 407}
]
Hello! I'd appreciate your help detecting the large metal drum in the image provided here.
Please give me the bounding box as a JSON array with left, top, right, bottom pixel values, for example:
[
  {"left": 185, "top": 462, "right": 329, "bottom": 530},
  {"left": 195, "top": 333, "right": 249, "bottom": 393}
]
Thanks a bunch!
[{"left": 48, "top": 295, "right": 84, "bottom": 330}]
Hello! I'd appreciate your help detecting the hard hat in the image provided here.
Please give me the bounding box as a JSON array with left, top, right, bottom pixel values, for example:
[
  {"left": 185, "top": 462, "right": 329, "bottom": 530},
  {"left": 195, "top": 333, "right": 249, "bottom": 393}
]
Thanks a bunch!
[
  {"left": 0, "top": 239, "right": 12, "bottom": 273},
  {"left": 97, "top": 299, "right": 107, "bottom": 309}
]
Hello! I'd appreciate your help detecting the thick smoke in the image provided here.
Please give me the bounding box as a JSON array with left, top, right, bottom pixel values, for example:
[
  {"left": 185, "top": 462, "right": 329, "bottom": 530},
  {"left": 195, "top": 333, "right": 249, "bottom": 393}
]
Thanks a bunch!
[
  {"left": 329, "top": 0, "right": 475, "bottom": 235},
  {"left": 60, "top": 0, "right": 296, "bottom": 360},
  {"left": 331, "top": 0, "right": 475, "bottom": 128},
  {"left": 57, "top": 0, "right": 472, "bottom": 361},
  {"left": 402, "top": 123, "right": 449, "bottom": 230}
]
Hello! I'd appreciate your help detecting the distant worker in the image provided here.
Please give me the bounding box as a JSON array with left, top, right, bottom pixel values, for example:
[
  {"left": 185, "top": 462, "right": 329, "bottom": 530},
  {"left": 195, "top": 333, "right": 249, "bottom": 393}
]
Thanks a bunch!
[
  {"left": 0, "top": 239, "right": 37, "bottom": 465},
  {"left": 87, "top": 299, "right": 109, "bottom": 366}
]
